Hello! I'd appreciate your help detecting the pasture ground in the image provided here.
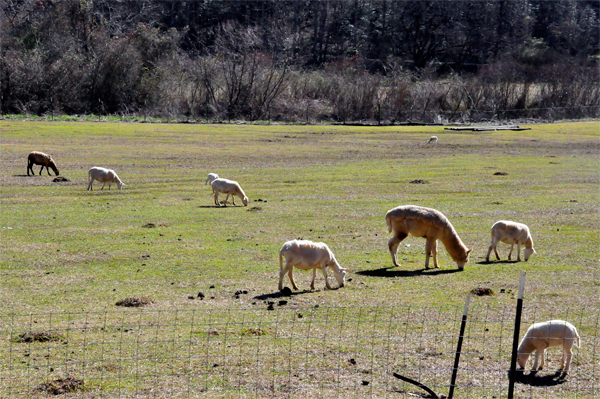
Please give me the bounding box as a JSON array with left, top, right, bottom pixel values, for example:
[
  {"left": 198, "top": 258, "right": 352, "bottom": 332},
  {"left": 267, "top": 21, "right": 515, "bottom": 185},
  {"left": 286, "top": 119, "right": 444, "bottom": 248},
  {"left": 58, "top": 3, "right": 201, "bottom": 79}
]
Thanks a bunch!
[{"left": 0, "top": 120, "right": 598, "bottom": 398}]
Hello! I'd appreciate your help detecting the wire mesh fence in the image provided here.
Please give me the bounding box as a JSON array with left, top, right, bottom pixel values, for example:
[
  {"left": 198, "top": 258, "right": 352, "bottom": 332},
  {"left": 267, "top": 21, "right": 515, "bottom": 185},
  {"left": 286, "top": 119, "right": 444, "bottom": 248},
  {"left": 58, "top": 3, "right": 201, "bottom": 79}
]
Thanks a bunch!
[{"left": 1, "top": 302, "right": 598, "bottom": 398}]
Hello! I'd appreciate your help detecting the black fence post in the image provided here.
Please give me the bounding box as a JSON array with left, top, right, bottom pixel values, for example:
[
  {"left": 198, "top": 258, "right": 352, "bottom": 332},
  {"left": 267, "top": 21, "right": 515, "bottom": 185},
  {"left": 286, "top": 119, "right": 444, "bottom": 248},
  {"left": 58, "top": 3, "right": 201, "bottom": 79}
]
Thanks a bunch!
[
  {"left": 448, "top": 294, "right": 471, "bottom": 399},
  {"left": 508, "top": 271, "right": 527, "bottom": 399}
]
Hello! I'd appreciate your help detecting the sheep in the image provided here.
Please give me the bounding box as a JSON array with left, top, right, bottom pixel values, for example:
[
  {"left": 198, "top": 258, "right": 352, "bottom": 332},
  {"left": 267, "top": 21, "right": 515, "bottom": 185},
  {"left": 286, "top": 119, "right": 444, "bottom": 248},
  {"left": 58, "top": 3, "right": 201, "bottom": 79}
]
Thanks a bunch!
[
  {"left": 87, "top": 167, "right": 125, "bottom": 191},
  {"left": 485, "top": 220, "right": 536, "bottom": 262},
  {"left": 517, "top": 320, "right": 580, "bottom": 374},
  {"left": 386, "top": 205, "right": 472, "bottom": 270},
  {"left": 427, "top": 136, "right": 438, "bottom": 144},
  {"left": 210, "top": 178, "right": 248, "bottom": 206},
  {"left": 27, "top": 151, "right": 59, "bottom": 176},
  {"left": 205, "top": 173, "right": 219, "bottom": 186},
  {"left": 279, "top": 239, "right": 347, "bottom": 291}
]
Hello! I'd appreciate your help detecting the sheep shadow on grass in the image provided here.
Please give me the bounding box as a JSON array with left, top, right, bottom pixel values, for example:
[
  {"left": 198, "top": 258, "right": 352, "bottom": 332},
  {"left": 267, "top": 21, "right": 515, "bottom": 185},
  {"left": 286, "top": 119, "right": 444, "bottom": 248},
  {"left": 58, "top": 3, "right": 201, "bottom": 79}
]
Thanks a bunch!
[
  {"left": 476, "top": 260, "right": 520, "bottom": 265},
  {"left": 356, "top": 267, "right": 461, "bottom": 278},
  {"left": 254, "top": 289, "right": 319, "bottom": 300},
  {"left": 510, "top": 370, "right": 567, "bottom": 387},
  {"left": 197, "top": 205, "right": 238, "bottom": 209}
]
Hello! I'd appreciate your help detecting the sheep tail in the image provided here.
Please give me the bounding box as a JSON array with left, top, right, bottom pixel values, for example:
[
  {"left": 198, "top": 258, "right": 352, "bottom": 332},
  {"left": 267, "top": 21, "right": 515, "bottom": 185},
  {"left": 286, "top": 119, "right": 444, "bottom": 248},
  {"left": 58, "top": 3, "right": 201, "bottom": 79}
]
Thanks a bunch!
[
  {"left": 576, "top": 332, "right": 581, "bottom": 348},
  {"left": 279, "top": 250, "right": 284, "bottom": 272},
  {"left": 386, "top": 212, "right": 393, "bottom": 233}
]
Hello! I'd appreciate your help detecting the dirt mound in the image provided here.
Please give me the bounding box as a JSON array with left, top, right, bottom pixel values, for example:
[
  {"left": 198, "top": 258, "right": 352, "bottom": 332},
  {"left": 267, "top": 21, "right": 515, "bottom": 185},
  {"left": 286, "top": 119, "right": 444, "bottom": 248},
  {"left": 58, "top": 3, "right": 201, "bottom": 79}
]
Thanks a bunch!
[
  {"left": 52, "top": 177, "right": 70, "bottom": 182},
  {"left": 14, "top": 331, "right": 64, "bottom": 343},
  {"left": 37, "top": 377, "right": 83, "bottom": 395},
  {"left": 471, "top": 287, "right": 494, "bottom": 296},
  {"left": 410, "top": 179, "right": 429, "bottom": 184},
  {"left": 115, "top": 297, "right": 154, "bottom": 307}
]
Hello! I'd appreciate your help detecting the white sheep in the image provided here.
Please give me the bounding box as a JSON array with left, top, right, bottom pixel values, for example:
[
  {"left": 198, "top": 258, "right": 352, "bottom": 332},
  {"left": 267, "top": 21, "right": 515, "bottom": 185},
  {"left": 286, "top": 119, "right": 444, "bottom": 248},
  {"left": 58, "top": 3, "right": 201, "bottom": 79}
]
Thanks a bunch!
[
  {"left": 205, "top": 172, "right": 219, "bottom": 186},
  {"left": 485, "top": 220, "right": 536, "bottom": 262},
  {"left": 210, "top": 178, "right": 248, "bottom": 206},
  {"left": 87, "top": 167, "right": 125, "bottom": 191},
  {"left": 279, "top": 239, "right": 347, "bottom": 291},
  {"left": 517, "top": 320, "right": 580, "bottom": 374},
  {"left": 427, "top": 136, "right": 438, "bottom": 144},
  {"left": 386, "top": 205, "right": 472, "bottom": 270}
]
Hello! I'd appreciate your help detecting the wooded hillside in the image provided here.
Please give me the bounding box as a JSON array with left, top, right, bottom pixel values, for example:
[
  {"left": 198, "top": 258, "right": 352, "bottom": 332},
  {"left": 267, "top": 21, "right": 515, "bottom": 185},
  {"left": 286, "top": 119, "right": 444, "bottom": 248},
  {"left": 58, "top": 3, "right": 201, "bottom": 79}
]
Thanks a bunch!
[{"left": 2, "top": 0, "right": 599, "bottom": 123}]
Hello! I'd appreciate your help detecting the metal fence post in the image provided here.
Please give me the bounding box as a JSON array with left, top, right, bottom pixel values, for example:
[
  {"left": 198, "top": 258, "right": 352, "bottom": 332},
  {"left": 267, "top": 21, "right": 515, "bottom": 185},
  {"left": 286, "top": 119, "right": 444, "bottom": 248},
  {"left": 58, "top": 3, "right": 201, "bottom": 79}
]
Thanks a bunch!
[
  {"left": 448, "top": 294, "right": 471, "bottom": 399},
  {"left": 508, "top": 271, "right": 527, "bottom": 399}
]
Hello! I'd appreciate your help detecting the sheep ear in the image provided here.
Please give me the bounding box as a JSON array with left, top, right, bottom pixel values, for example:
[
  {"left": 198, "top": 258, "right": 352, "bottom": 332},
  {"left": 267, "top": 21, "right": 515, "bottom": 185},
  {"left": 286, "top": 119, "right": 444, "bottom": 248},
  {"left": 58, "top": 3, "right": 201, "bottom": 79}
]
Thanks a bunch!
[
  {"left": 533, "top": 249, "right": 537, "bottom": 254},
  {"left": 466, "top": 248, "right": 472, "bottom": 254}
]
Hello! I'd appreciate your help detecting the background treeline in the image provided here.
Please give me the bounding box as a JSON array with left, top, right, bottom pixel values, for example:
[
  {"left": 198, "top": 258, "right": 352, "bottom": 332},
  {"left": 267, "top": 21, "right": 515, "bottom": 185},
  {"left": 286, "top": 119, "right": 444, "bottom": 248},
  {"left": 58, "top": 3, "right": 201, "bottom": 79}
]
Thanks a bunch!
[{"left": 1, "top": 0, "right": 599, "bottom": 123}]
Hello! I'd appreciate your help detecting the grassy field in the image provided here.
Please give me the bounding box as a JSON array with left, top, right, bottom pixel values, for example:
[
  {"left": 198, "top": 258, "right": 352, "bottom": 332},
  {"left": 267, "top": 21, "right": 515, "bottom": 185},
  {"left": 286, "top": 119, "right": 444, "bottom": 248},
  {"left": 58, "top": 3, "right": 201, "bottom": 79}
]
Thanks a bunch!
[{"left": 0, "top": 120, "right": 599, "bottom": 398}]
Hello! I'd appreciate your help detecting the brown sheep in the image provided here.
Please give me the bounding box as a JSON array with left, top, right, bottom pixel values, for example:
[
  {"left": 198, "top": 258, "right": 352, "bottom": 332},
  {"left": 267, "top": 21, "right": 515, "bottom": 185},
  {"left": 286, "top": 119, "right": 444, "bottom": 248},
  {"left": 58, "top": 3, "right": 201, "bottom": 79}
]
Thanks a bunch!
[{"left": 27, "top": 151, "right": 59, "bottom": 176}]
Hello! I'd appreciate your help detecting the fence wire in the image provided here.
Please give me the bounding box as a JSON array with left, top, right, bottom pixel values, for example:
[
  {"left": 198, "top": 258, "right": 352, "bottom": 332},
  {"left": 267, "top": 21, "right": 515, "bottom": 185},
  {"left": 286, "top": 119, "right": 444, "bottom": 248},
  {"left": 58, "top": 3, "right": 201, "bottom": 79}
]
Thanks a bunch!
[{"left": 0, "top": 304, "right": 598, "bottom": 398}]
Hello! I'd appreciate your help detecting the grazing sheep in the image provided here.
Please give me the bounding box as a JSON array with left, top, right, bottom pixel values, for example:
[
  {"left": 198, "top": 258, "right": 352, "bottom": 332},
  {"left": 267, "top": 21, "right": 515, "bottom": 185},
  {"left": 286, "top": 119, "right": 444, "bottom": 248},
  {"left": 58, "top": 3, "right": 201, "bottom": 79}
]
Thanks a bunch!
[
  {"left": 517, "top": 320, "right": 580, "bottom": 374},
  {"left": 205, "top": 173, "right": 219, "bottom": 186},
  {"left": 386, "top": 205, "right": 472, "bottom": 270},
  {"left": 485, "top": 220, "right": 536, "bottom": 262},
  {"left": 210, "top": 178, "right": 248, "bottom": 206},
  {"left": 427, "top": 136, "right": 438, "bottom": 144},
  {"left": 279, "top": 239, "right": 347, "bottom": 291},
  {"left": 27, "top": 151, "right": 59, "bottom": 176},
  {"left": 87, "top": 167, "right": 125, "bottom": 191}
]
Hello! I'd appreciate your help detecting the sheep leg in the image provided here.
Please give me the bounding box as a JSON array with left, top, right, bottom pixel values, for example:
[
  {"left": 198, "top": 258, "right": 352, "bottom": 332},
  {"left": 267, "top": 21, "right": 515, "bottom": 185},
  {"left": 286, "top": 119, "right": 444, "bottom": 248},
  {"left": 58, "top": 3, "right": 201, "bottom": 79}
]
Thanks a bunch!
[
  {"left": 432, "top": 240, "right": 439, "bottom": 268},
  {"left": 424, "top": 238, "right": 436, "bottom": 269},
  {"left": 287, "top": 268, "right": 298, "bottom": 290},
  {"left": 562, "top": 347, "right": 573, "bottom": 372},
  {"left": 516, "top": 243, "right": 522, "bottom": 261},
  {"left": 320, "top": 264, "right": 331, "bottom": 290},
  {"left": 38, "top": 165, "right": 44, "bottom": 175},
  {"left": 486, "top": 238, "right": 500, "bottom": 262},
  {"left": 101, "top": 182, "right": 106, "bottom": 190},
  {"left": 388, "top": 232, "right": 408, "bottom": 267},
  {"left": 87, "top": 179, "right": 94, "bottom": 191},
  {"left": 27, "top": 162, "right": 33, "bottom": 176},
  {"left": 279, "top": 263, "right": 297, "bottom": 291},
  {"left": 508, "top": 244, "right": 514, "bottom": 261},
  {"left": 532, "top": 349, "right": 543, "bottom": 370},
  {"left": 310, "top": 267, "right": 317, "bottom": 290}
]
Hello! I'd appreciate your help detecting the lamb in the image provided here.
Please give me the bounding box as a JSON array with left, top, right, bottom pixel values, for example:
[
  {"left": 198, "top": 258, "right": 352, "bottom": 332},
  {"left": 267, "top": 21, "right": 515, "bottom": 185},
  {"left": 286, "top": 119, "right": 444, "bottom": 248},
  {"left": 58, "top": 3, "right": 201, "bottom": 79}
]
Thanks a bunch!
[
  {"left": 427, "top": 136, "right": 438, "bottom": 144},
  {"left": 517, "top": 320, "right": 580, "bottom": 374},
  {"left": 210, "top": 178, "right": 248, "bottom": 206},
  {"left": 27, "top": 151, "right": 60, "bottom": 176},
  {"left": 87, "top": 167, "right": 125, "bottom": 191},
  {"left": 205, "top": 173, "right": 219, "bottom": 186},
  {"left": 279, "top": 239, "right": 347, "bottom": 291},
  {"left": 485, "top": 220, "right": 536, "bottom": 262},
  {"left": 385, "top": 205, "right": 472, "bottom": 270}
]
